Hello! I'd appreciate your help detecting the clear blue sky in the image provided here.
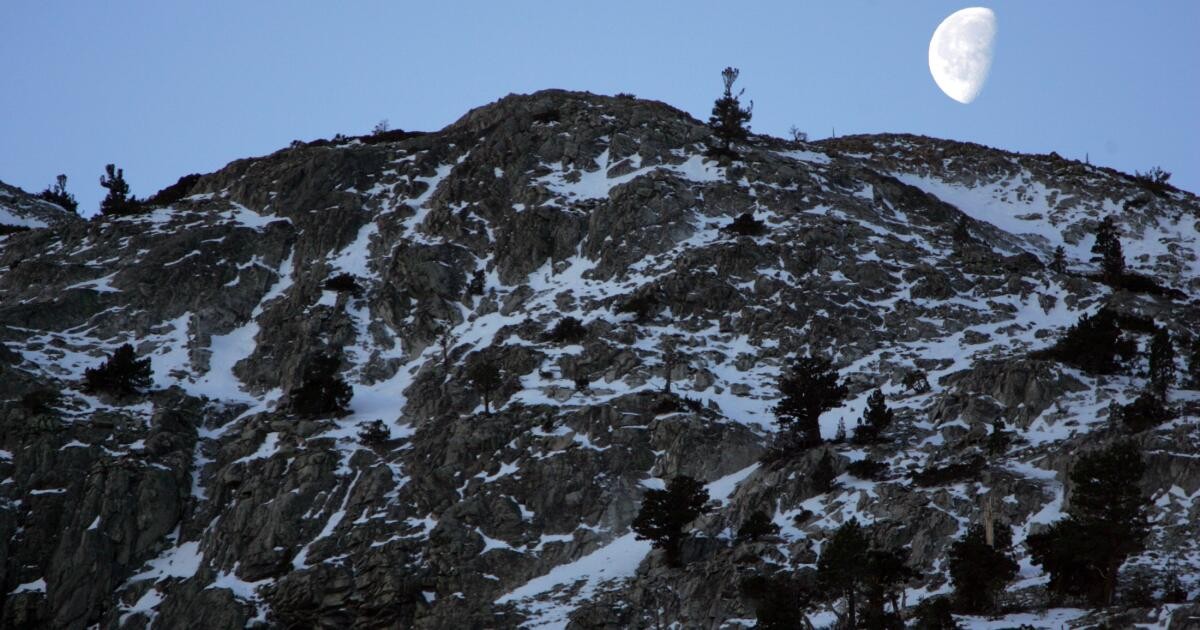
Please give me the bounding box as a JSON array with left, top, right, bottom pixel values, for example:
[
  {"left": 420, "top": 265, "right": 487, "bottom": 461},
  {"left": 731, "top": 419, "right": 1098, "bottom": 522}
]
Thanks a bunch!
[{"left": 3, "top": 1, "right": 1198, "bottom": 214}]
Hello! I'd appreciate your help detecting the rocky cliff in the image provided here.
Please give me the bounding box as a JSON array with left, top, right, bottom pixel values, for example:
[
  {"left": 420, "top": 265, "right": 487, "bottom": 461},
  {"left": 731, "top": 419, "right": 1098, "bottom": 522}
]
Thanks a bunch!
[{"left": 1, "top": 90, "right": 1198, "bottom": 629}]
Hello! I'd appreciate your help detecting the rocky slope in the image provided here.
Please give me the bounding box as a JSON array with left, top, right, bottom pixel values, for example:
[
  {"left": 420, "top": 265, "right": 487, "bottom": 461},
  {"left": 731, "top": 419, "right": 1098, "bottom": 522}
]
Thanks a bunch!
[{"left": 1, "top": 90, "right": 1198, "bottom": 629}]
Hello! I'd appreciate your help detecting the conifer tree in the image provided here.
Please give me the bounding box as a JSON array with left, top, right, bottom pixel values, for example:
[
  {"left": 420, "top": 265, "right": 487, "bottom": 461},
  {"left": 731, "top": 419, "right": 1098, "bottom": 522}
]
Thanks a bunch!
[
  {"left": 948, "top": 524, "right": 1019, "bottom": 613},
  {"left": 288, "top": 352, "right": 352, "bottom": 417},
  {"left": 736, "top": 510, "right": 780, "bottom": 542},
  {"left": 466, "top": 358, "right": 502, "bottom": 414},
  {"left": 1148, "top": 327, "right": 1175, "bottom": 398},
  {"left": 99, "top": 163, "right": 140, "bottom": 215},
  {"left": 1027, "top": 441, "right": 1150, "bottom": 606},
  {"left": 83, "top": 343, "right": 152, "bottom": 397},
  {"left": 1091, "top": 215, "right": 1124, "bottom": 281},
  {"left": 1040, "top": 308, "right": 1134, "bottom": 374},
  {"left": 853, "top": 389, "right": 894, "bottom": 444},
  {"left": 632, "top": 475, "right": 711, "bottom": 567},
  {"left": 774, "top": 356, "right": 847, "bottom": 450},
  {"left": 1188, "top": 336, "right": 1200, "bottom": 389},
  {"left": 707, "top": 67, "right": 753, "bottom": 157},
  {"left": 860, "top": 547, "right": 919, "bottom": 628},
  {"left": 817, "top": 519, "right": 869, "bottom": 629},
  {"left": 811, "top": 449, "right": 837, "bottom": 494}
]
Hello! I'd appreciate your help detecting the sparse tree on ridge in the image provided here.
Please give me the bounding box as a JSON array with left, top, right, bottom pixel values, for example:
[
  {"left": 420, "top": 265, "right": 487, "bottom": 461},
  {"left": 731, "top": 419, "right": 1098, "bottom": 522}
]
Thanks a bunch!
[
  {"left": 708, "top": 67, "right": 753, "bottom": 157},
  {"left": 99, "top": 163, "right": 141, "bottom": 215},
  {"left": 39, "top": 174, "right": 78, "bottom": 213}
]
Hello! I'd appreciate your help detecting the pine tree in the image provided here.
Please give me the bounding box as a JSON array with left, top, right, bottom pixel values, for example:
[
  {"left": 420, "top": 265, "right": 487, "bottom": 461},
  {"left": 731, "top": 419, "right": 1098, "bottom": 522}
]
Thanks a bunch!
[
  {"left": 1027, "top": 441, "right": 1150, "bottom": 606},
  {"left": 1188, "top": 336, "right": 1200, "bottom": 389},
  {"left": 707, "top": 67, "right": 753, "bottom": 157},
  {"left": 99, "top": 163, "right": 140, "bottom": 215},
  {"left": 631, "top": 475, "right": 711, "bottom": 567},
  {"left": 812, "top": 449, "right": 837, "bottom": 494},
  {"left": 1039, "top": 308, "right": 1135, "bottom": 374},
  {"left": 853, "top": 389, "right": 894, "bottom": 444},
  {"left": 736, "top": 510, "right": 780, "bottom": 542},
  {"left": 860, "top": 547, "right": 919, "bottom": 628},
  {"left": 288, "top": 352, "right": 353, "bottom": 417},
  {"left": 834, "top": 419, "right": 847, "bottom": 443},
  {"left": 948, "top": 524, "right": 1019, "bottom": 613},
  {"left": 83, "top": 343, "right": 152, "bottom": 397},
  {"left": 1148, "top": 327, "right": 1175, "bottom": 398},
  {"left": 1091, "top": 215, "right": 1125, "bottom": 281},
  {"left": 774, "top": 355, "right": 848, "bottom": 450},
  {"left": 466, "top": 358, "right": 502, "bottom": 414},
  {"left": 817, "top": 519, "right": 869, "bottom": 629}
]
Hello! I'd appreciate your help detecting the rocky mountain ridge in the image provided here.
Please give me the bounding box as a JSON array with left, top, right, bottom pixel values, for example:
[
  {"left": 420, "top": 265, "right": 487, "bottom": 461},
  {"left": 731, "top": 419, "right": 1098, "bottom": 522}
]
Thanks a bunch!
[{"left": 1, "top": 89, "right": 1198, "bottom": 629}]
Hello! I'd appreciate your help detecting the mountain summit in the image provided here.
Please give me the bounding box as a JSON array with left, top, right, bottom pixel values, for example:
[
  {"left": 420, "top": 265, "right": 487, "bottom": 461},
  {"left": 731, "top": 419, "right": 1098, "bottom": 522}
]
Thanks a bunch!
[{"left": 1, "top": 90, "right": 1198, "bottom": 628}]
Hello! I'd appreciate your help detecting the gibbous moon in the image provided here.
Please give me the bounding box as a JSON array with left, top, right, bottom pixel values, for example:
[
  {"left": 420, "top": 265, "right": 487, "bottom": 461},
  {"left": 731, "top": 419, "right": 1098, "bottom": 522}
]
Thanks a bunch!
[{"left": 929, "top": 7, "right": 997, "bottom": 104}]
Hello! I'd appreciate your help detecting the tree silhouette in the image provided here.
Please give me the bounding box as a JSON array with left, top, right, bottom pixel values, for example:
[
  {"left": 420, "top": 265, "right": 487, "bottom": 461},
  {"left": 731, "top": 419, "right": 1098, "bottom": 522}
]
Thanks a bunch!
[
  {"left": 84, "top": 343, "right": 152, "bottom": 398},
  {"left": 288, "top": 353, "right": 352, "bottom": 417},
  {"left": 99, "top": 163, "right": 141, "bottom": 215},
  {"left": 632, "top": 475, "right": 711, "bottom": 567},
  {"left": 466, "top": 358, "right": 502, "bottom": 414},
  {"left": 949, "top": 524, "right": 1019, "bottom": 613},
  {"left": 853, "top": 389, "right": 894, "bottom": 444},
  {"left": 774, "top": 356, "right": 847, "bottom": 451},
  {"left": 1027, "top": 441, "right": 1150, "bottom": 606},
  {"left": 1091, "top": 215, "right": 1124, "bottom": 282},
  {"left": 39, "top": 174, "right": 78, "bottom": 213},
  {"left": 707, "top": 67, "right": 753, "bottom": 157},
  {"left": 1148, "top": 327, "right": 1175, "bottom": 397},
  {"left": 817, "top": 519, "right": 869, "bottom": 629}
]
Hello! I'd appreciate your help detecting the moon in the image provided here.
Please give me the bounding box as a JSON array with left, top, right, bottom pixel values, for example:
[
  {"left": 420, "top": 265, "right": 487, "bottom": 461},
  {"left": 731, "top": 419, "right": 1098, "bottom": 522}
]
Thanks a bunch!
[{"left": 929, "top": 7, "right": 997, "bottom": 104}]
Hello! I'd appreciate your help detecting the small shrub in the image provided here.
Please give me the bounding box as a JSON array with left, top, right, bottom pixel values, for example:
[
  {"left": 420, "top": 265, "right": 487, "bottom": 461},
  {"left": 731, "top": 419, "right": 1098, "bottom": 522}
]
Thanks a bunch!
[
  {"left": 1115, "top": 392, "right": 1174, "bottom": 433},
  {"left": 83, "top": 344, "right": 152, "bottom": 397},
  {"left": 38, "top": 174, "right": 78, "bottom": 213},
  {"left": 652, "top": 393, "right": 703, "bottom": 415},
  {"left": 20, "top": 388, "right": 63, "bottom": 415},
  {"left": 853, "top": 389, "right": 893, "bottom": 444},
  {"left": 574, "top": 375, "right": 590, "bottom": 392},
  {"left": 531, "top": 109, "right": 560, "bottom": 125},
  {"left": 1032, "top": 308, "right": 1135, "bottom": 374},
  {"left": 788, "top": 126, "right": 808, "bottom": 143},
  {"left": 846, "top": 459, "right": 888, "bottom": 481},
  {"left": 911, "top": 456, "right": 984, "bottom": 487},
  {"left": 723, "top": 212, "right": 767, "bottom": 237},
  {"left": 323, "top": 273, "right": 362, "bottom": 296},
  {"left": 545, "top": 316, "right": 588, "bottom": 344},
  {"left": 357, "top": 420, "right": 390, "bottom": 446},
  {"left": 614, "top": 92, "right": 637, "bottom": 100},
  {"left": 912, "top": 596, "right": 960, "bottom": 629},
  {"left": 736, "top": 510, "right": 780, "bottom": 542},
  {"left": 467, "top": 269, "right": 486, "bottom": 296},
  {"left": 615, "top": 292, "right": 657, "bottom": 323},
  {"left": 1133, "top": 166, "right": 1172, "bottom": 195}
]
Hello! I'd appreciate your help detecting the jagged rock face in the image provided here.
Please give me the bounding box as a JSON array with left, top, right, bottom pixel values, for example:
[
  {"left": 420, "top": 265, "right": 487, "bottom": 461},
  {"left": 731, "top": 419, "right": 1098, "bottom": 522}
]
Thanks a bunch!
[
  {"left": 1, "top": 90, "right": 1198, "bottom": 629},
  {"left": 0, "top": 180, "right": 81, "bottom": 232}
]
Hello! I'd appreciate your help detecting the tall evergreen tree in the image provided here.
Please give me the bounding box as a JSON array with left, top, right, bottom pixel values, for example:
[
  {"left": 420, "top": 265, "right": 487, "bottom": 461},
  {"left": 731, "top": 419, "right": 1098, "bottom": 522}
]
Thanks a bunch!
[
  {"left": 853, "top": 389, "right": 894, "bottom": 444},
  {"left": 1148, "top": 327, "right": 1175, "bottom": 398},
  {"left": 1027, "top": 441, "right": 1150, "bottom": 606},
  {"left": 817, "top": 519, "right": 869, "bottom": 629},
  {"left": 774, "top": 356, "right": 848, "bottom": 450},
  {"left": 860, "top": 547, "right": 919, "bottom": 628},
  {"left": 83, "top": 343, "right": 152, "bottom": 397},
  {"left": 1039, "top": 308, "right": 1134, "bottom": 374},
  {"left": 948, "top": 524, "right": 1019, "bottom": 613},
  {"left": 288, "top": 352, "right": 353, "bottom": 417},
  {"left": 707, "top": 67, "right": 753, "bottom": 156},
  {"left": 631, "top": 475, "right": 711, "bottom": 567},
  {"left": 1091, "top": 215, "right": 1125, "bottom": 281}
]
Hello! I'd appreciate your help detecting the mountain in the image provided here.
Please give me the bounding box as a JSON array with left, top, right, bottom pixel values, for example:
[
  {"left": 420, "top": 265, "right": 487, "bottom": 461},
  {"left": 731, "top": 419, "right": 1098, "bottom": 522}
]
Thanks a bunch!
[{"left": 1, "top": 90, "right": 1197, "bottom": 629}]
